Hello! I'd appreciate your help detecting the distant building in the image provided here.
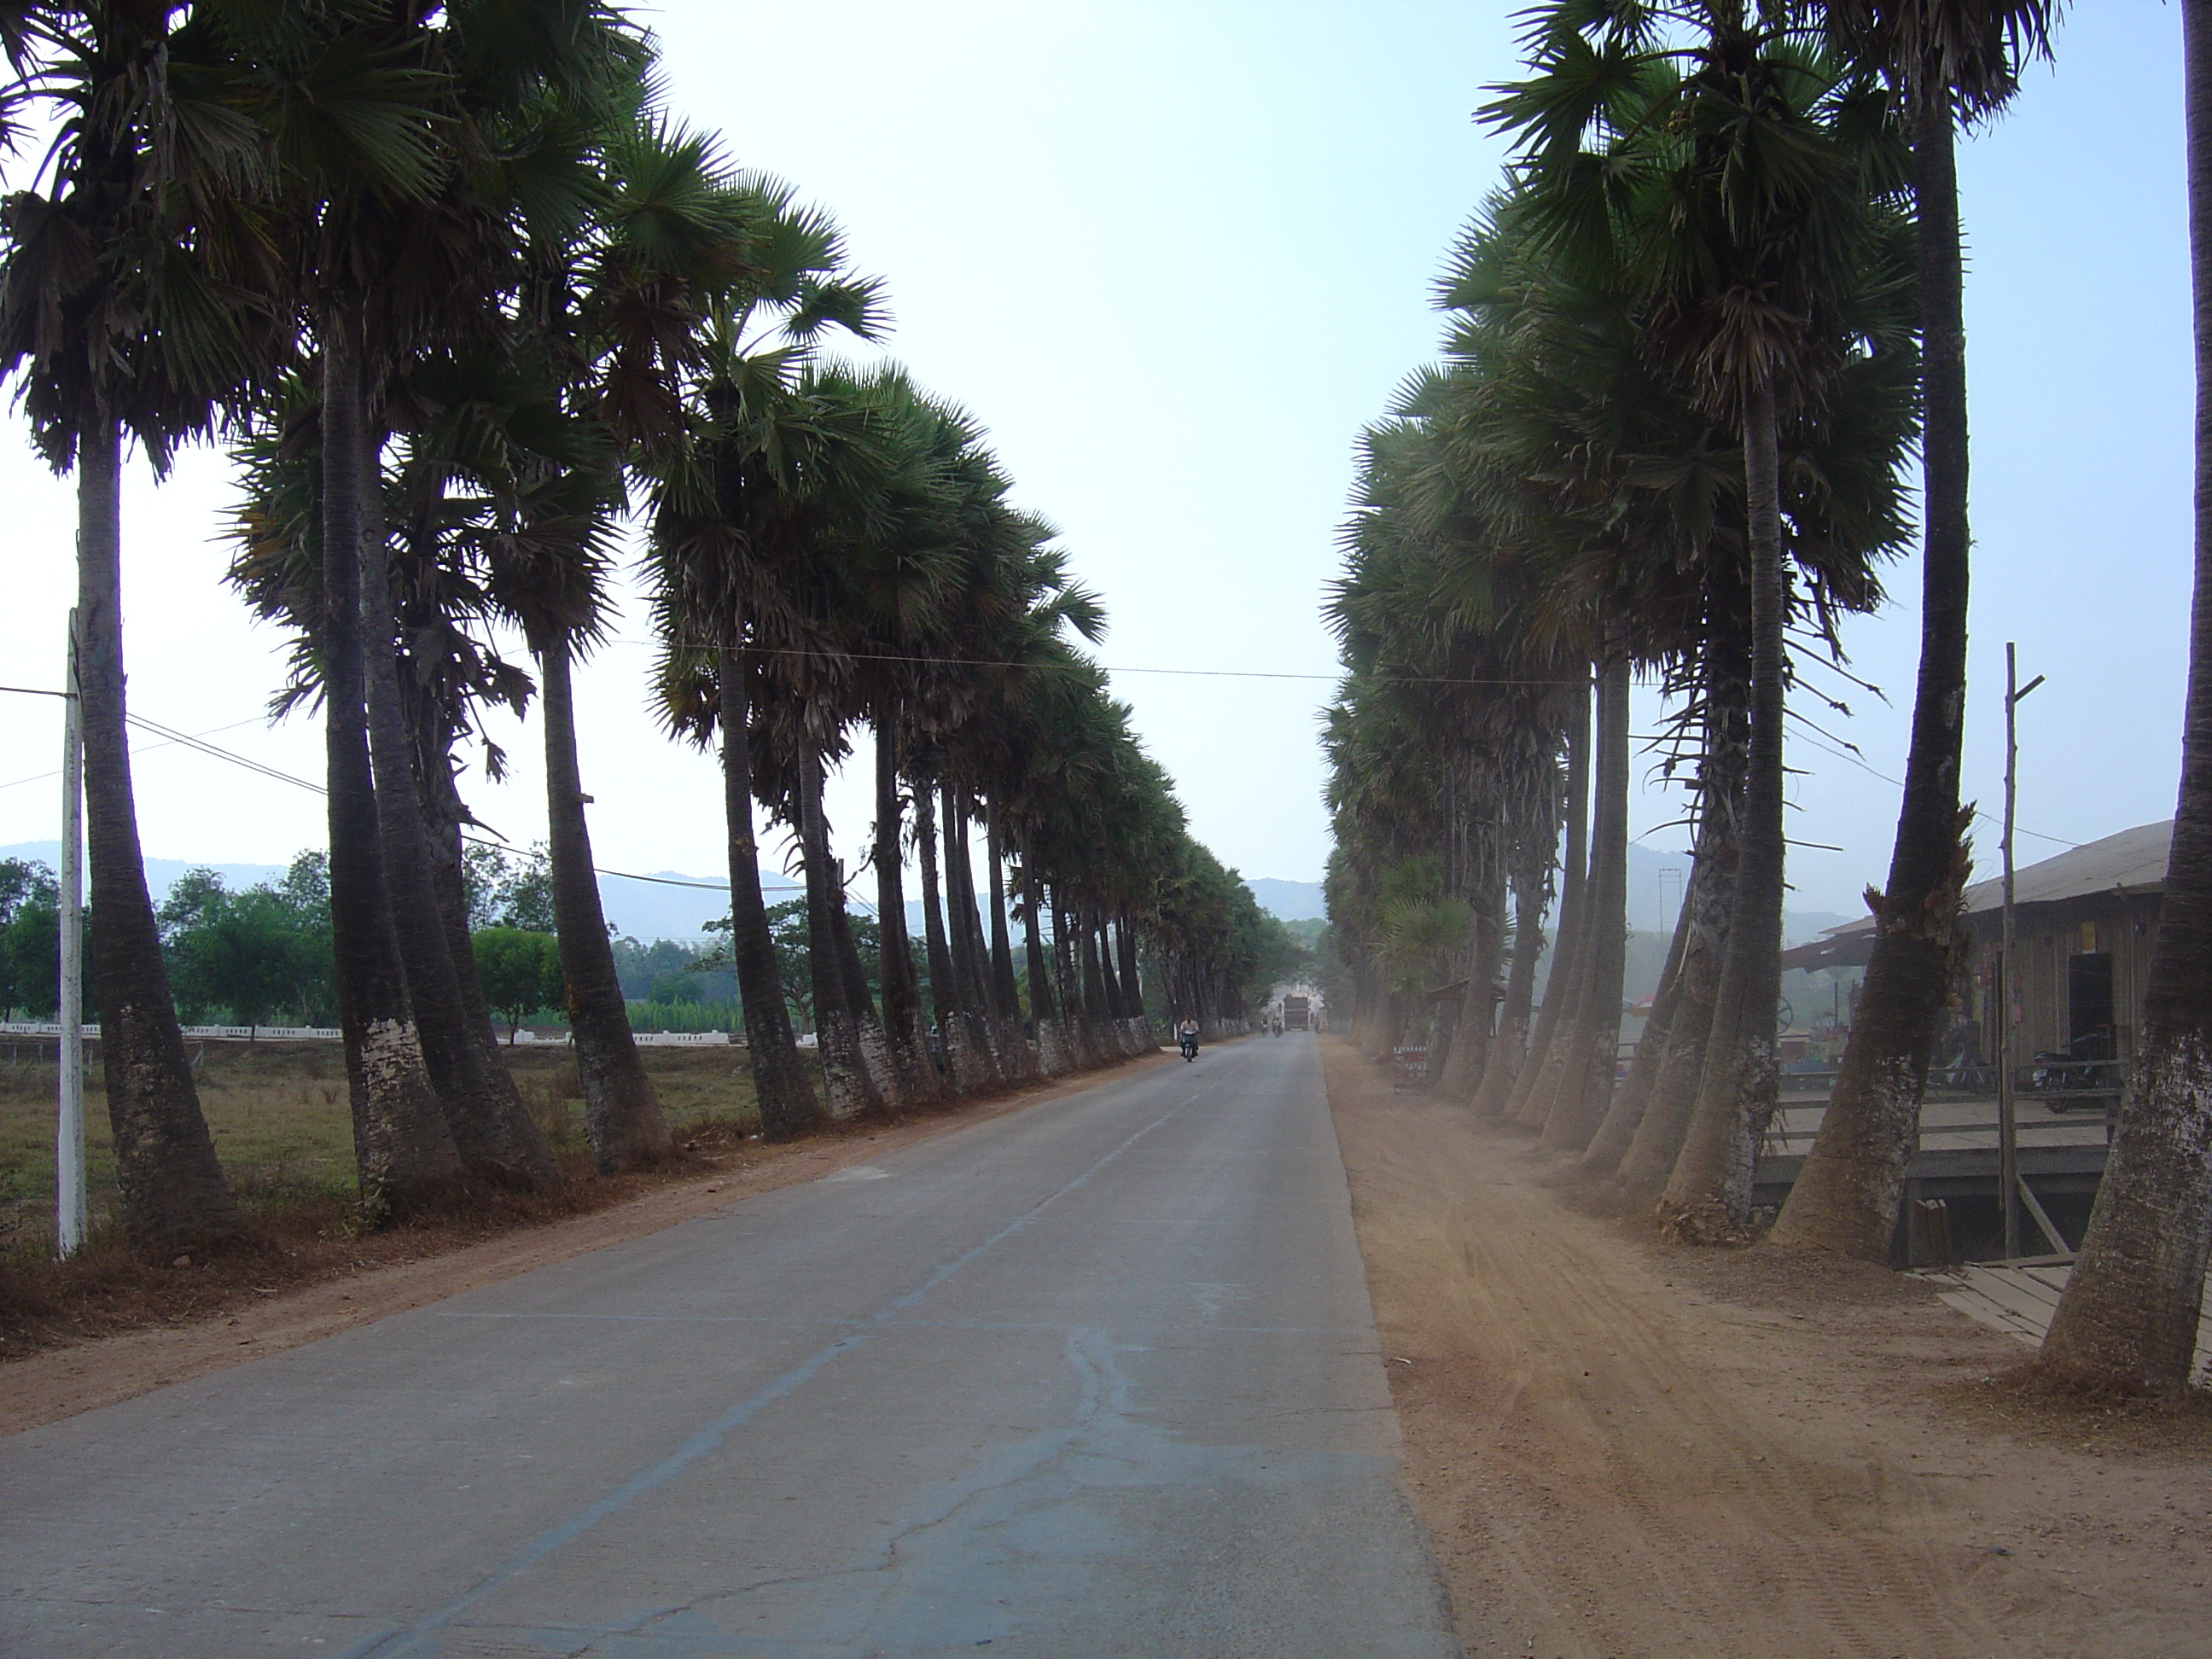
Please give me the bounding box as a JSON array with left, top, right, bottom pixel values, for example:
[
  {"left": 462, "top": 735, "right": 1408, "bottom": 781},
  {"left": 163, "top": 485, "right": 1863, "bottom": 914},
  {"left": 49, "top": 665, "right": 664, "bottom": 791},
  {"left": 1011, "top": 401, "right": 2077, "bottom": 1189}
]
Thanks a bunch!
[{"left": 1780, "top": 820, "right": 2170, "bottom": 1068}]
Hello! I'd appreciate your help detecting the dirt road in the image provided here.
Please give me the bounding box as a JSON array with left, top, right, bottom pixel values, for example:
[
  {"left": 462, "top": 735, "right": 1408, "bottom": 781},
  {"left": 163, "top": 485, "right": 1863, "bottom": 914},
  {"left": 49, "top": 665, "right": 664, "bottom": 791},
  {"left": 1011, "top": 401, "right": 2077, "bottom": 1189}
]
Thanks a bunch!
[{"left": 1324, "top": 1036, "right": 2211, "bottom": 1659}]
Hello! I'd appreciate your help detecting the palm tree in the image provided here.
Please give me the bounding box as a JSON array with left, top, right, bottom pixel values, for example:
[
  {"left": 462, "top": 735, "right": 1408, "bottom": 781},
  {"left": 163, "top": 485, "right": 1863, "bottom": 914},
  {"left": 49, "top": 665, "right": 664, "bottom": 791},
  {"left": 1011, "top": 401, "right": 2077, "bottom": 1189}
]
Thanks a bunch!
[
  {"left": 651, "top": 352, "right": 890, "bottom": 1126},
  {"left": 1488, "top": 0, "right": 1909, "bottom": 1235},
  {"left": 1772, "top": 0, "right": 2059, "bottom": 1259},
  {"left": 0, "top": 0, "right": 285, "bottom": 1248},
  {"left": 2037, "top": 0, "right": 2212, "bottom": 1394}
]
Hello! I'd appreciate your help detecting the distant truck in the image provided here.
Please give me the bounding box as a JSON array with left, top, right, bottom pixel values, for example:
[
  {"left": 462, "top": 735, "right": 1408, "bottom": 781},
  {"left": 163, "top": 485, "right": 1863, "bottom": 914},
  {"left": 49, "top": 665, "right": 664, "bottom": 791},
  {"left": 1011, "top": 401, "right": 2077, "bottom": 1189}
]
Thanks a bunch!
[{"left": 1281, "top": 996, "right": 1311, "bottom": 1031}]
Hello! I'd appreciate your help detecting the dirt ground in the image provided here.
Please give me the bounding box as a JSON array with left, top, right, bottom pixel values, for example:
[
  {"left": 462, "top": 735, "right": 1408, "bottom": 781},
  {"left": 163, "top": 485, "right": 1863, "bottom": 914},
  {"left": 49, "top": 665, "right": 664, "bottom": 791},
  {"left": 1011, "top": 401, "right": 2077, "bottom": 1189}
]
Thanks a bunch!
[
  {"left": 1322, "top": 1035, "right": 2212, "bottom": 1659},
  {"left": 0, "top": 1050, "right": 1170, "bottom": 1441}
]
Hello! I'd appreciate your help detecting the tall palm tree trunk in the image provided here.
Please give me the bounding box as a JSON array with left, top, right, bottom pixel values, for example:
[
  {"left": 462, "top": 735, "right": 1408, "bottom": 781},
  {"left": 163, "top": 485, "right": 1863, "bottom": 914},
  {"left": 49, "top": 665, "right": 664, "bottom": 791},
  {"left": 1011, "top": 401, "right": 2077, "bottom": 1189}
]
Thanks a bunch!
[
  {"left": 416, "top": 743, "right": 531, "bottom": 1108},
  {"left": 1617, "top": 621, "right": 1749, "bottom": 1193},
  {"left": 1518, "top": 894, "right": 1596, "bottom": 1127},
  {"left": 914, "top": 776, "right": 987, "bottom": 1091},
  {"left": 798, "top": 737, "right": 883, "bottom": 1121},
  {"left": 1771, "top": 93, "right": 1975, "bottom": 1258},
  {"left": 1115, "top": 912, "right": 1150, "bottom": 1047},
  {"left": 823, "top": 832, "right": 903, "bottom": 1112},
  {"left": 1662, "top": 381, "right": 1789, "bottom": 1238},
  {"left": 716, "top": 646, "right": 819, "bottom": 1138},
  {"left": 1021, "top": 866, "right": 1071, "bottom": 1073},
  {"left": 361, "top": 483, "right": 551, "bottom": 1186},
  {"left": 1080, "top": 909, "right": 1115, "bottom": 1043},
  {"left": 75, "top": 419, "right": 239, "bottom": 1250},
  {"left": 984, "top": 820, "right": 1035, "bottom": 1076},
  {"left": 1543, "top": 656, "right": 1633, "bottom": 1152},
  {"left": 1052, "top": 894, "right": 1097, "bottom": 1068},
  {"left": 539, "top": 637, "right": 674, "bottom": 1170},
  {"left": 874, "top": 725, "right": 946, "bottom": 1105},
  {"left": 1584, "top": 843, "right": 1708, "bottom": 1173},
  {"left": 1618, "top": 791, "right": 1741, "bottom": 1195},
  {"left": 1473, "top": 866, "right": 1545, "bottom": 1117},
  {"left": 2039, "top": 0, "right": 2212, "bottom": 1391},
  {"left": 318, "top": 312, "right": 462, "bottom": 1216},
  {"left": 941, "top": 788, "right": 1006, "bottom": 1085},
  {"left": 1437, "top": 880, "right": 1499, "bottom": 1102},
  {"left": 1097, "top": 917, "right": 1128, "bottom": 1051},
  {"left": 1507, "top": 683, "right": 1592, "bottom": 1122}
]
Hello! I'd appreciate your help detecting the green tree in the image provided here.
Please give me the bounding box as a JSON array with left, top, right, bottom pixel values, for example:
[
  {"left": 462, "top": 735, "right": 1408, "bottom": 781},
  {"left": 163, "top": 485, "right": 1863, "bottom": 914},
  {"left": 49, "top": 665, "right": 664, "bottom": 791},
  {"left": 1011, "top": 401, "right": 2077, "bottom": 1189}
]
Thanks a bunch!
[
  {"left": 472, "top": 928, "right": 564, "bottom": 1044},
  {"left": 0, "top": 858, "right": 61, "bottom": 1020}
]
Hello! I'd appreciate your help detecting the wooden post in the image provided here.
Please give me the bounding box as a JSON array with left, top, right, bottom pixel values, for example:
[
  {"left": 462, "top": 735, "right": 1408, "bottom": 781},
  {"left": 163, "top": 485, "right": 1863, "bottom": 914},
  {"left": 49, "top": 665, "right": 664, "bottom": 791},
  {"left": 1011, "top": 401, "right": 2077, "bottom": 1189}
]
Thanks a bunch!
[
  {"left": 56, "top": 609, "right": 85, "bottom": 1260},
  {"left": 1999, "top": 645, "right": 2046, "bottom": 1260}
]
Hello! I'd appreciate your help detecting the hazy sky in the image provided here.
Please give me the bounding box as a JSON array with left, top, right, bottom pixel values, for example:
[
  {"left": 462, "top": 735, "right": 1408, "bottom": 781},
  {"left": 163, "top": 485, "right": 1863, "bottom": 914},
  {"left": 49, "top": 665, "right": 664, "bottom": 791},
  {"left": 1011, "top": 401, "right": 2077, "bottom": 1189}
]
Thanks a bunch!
[{"left": 0, "top": 3, "right": 2193, "bottom": 927}]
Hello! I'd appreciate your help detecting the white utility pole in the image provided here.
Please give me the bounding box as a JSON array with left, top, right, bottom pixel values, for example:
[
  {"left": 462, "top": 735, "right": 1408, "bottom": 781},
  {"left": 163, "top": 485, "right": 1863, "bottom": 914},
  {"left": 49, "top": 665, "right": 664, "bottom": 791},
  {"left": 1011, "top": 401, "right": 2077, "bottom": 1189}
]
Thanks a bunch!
[
  {"left": 57, "top": 609, "right": 85, "bottom": 1259},
  {"left": 1998, "top": 643, "right": 2045, "bottom": 1261}
]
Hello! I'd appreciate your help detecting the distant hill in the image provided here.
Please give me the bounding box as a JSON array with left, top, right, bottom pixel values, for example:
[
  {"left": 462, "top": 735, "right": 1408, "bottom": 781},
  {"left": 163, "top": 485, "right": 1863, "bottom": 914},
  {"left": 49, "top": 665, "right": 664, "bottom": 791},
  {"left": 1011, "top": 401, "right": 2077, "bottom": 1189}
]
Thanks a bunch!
[
  {"left": 1246, "top": 877, "right": 1325, "bottom": 922},
  {"left": 3, "top": 842, "right": 288, "bottom": 903}
]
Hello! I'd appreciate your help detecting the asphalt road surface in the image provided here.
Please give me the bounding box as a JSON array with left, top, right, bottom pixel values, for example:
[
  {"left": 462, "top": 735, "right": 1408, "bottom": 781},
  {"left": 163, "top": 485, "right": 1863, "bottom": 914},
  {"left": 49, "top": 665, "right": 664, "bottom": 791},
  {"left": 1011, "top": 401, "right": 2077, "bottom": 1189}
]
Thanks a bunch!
[{"left": 4, "top": 1033, "right": 1458, "bottom": 1658}]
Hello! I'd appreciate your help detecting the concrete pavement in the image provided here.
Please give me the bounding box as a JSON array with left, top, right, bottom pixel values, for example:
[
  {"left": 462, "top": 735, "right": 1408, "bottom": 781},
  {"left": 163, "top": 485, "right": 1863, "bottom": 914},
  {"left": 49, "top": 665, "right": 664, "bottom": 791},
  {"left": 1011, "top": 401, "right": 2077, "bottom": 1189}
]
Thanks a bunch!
[{"left": 2, "top": 1033, "right": 1458, "bottom": 1658}]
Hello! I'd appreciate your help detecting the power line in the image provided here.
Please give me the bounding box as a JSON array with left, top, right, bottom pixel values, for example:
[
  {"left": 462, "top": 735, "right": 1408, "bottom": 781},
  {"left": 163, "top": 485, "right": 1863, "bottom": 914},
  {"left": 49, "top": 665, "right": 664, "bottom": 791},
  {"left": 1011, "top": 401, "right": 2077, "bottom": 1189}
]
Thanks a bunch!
[
  {"left": 0, "top": 714, "right": 268, "bottom": 794},
  {"left": 5, "top": 684, "right": 2088, "bottom": 875},
  {"left": 70, "top": 713, "right": 821, "bottom": 900}
]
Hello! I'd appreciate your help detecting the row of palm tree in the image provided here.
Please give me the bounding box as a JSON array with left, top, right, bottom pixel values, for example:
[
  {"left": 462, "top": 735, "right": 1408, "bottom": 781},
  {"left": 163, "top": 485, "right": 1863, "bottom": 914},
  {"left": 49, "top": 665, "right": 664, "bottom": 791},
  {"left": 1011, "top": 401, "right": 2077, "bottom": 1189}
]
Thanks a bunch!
[
  {"left": 1327, "top": 0, "right": 1916, "bottom": 1233},
  {"left": 1327, "top": 0, "right": 2212, "bottom": 1396},
  {"left": 0, "top": 3, "right": 1271, "bottom": 1247}
]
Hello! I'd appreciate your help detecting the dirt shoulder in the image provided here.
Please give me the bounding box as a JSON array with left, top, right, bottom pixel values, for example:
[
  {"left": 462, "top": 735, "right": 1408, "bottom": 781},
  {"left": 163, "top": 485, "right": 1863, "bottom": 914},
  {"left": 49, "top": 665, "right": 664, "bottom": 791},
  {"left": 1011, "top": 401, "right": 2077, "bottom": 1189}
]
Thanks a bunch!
[
  {"left": 1322, "top": 1037, "right": 2210, "bottom": 1659},
  {"left": 1, "top": 1052, "right": 1168, "bottom": 1441}
]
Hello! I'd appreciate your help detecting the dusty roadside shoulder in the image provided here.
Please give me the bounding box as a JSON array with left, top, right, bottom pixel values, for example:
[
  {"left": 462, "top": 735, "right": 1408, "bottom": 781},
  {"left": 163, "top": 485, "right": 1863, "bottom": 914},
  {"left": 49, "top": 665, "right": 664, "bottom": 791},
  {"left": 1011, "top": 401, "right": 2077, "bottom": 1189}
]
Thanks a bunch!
[
  {"left": 1, "top": 1054, "right": 1169, "bottom": 1441},
  {"left": 1321, "top": 1036, "right": 2211, "bottom": 1659}
]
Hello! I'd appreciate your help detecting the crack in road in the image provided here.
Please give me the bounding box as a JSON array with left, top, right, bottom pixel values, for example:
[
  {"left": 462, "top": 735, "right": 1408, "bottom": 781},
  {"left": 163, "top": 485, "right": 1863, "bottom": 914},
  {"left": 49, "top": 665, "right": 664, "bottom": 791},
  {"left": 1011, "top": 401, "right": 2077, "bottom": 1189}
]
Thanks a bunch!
[{"left": 340, "top": 1079, "right": 1227, "bottom": 1659}]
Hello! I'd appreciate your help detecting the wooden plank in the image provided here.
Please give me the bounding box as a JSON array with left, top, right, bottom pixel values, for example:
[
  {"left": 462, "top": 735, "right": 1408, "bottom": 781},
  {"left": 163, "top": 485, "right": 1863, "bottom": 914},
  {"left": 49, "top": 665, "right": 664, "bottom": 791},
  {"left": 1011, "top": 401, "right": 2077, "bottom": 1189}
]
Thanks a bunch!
[
  {"left": 1932, "top": 1264, "right": 2212, "bottom": 1374},
  {"left": 1934, "top": 1289, "right": 2040, "bottom": 1347},
  {"left": 1957, "top": 1266, "right": 2063, "bottom": 1326},
  {"left": 2017, "top": 1180, "right": 2072, "bottom": 1254},
  {"left": 1959, "top": 1265, "right": 2063, "bottom": 1309}
]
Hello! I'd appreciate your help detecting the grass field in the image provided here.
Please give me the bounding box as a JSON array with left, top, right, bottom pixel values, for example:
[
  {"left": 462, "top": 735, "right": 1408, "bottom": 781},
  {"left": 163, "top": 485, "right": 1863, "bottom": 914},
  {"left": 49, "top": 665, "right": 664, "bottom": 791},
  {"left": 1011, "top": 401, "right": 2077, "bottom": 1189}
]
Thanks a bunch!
[{"left": 0, "top": 1037, "right": 764, "bottom": 1257}]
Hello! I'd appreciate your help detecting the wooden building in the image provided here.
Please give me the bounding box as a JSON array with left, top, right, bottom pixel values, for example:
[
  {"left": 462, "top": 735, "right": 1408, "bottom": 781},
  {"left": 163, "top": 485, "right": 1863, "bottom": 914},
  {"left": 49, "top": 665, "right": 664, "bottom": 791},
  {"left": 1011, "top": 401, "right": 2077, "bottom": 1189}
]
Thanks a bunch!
[{"left": 1781, "top": 820, "right": 2170, "bottom": 1069}]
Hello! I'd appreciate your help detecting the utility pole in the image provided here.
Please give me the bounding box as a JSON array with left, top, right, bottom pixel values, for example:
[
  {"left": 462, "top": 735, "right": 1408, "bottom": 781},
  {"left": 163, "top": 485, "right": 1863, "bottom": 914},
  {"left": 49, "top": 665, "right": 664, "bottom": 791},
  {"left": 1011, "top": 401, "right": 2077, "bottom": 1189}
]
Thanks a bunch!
[
  {"left": 57, "top": 610, "right": 85, "bottom": 1259},
  {"left": 1998, "top": 643, "right": 2046, "bottom": 1260}
]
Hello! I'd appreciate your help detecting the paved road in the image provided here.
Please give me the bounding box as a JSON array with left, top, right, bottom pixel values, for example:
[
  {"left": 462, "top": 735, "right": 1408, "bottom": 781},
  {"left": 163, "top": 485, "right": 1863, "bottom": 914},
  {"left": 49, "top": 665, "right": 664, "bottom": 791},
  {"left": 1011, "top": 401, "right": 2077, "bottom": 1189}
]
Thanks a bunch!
[{"left": 3, "top": 1033, "right": 1458, "bottom": 1658}]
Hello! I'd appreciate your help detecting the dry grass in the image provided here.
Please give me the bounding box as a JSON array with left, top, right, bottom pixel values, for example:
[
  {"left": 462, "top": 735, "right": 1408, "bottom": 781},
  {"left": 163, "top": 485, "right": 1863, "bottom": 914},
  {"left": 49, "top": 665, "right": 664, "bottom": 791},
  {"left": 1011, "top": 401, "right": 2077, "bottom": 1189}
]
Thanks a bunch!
[{"left": 0, "top": 1037, "right": 769, "bottom": 1358}]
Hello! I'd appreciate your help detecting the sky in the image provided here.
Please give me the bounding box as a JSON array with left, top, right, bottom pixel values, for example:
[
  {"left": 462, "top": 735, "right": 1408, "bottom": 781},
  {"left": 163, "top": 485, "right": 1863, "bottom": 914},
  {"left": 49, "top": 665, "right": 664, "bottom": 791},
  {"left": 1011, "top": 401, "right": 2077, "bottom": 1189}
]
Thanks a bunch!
[{"left": 0, "top": 2, "right": 2194, "bottom": 931}]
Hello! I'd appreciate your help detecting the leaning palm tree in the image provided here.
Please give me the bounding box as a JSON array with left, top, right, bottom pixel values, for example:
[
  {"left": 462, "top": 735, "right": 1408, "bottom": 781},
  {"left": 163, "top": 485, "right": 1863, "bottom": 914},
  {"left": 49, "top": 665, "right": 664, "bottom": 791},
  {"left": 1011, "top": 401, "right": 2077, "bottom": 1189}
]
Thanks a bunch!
[
  {"left": 1773, "top": 0, "right": 2058, "bottom": 1260},
  {"left": 2036, "top": 0, "right": 2212, "bottom": 1394},
  {"left": 0, "top": 0, "right": 274, "bottom": 1249},
  {"left": 239, "top": 0, "right": 653, "bottom": 1207}
]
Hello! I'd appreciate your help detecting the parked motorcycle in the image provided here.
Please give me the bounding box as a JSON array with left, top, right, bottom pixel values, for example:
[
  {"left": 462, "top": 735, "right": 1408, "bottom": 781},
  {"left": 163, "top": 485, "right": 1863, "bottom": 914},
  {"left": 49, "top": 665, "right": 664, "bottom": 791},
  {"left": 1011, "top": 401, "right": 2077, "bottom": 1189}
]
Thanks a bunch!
[{"left": 2032, "top": 1031, "right": 2116, "bottom": 1110}]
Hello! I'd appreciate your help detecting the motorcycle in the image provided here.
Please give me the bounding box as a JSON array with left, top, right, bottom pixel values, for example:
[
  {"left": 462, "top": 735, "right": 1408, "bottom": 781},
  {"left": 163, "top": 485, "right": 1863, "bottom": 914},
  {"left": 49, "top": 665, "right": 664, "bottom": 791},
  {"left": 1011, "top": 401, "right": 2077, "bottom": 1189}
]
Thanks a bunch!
[
  {"left": 1179, "top": 1032, "right": 1199, "bottom": 1062},
  {"left": 2032, "top": 1031, "right": 2116, "bottom": 1111}
]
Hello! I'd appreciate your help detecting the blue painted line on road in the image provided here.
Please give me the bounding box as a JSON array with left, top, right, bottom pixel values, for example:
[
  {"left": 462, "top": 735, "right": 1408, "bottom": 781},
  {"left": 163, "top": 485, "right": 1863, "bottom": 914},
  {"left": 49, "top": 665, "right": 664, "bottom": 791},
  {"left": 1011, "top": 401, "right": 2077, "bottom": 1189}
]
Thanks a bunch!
[{"left": 343, "top": 1069, "right": 1227, "bottom": 1659}]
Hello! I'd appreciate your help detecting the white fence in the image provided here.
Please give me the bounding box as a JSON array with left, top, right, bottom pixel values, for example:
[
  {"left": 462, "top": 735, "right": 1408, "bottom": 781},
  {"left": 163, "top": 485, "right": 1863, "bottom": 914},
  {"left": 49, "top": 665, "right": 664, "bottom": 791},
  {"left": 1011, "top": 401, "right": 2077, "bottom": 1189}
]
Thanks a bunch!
[
  {"left": 1, "top": 1021, "right": 343, "bottom": 1041},
  {"left": 1, "top": 1022, "right": 743, "bottom": 1047}
]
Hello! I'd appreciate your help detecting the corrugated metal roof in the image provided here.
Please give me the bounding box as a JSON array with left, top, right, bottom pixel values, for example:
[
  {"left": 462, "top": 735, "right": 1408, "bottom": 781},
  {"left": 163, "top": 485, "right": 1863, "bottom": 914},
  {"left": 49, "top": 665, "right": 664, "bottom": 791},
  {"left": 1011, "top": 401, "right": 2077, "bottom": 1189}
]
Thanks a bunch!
[
  {"left": 1807, "top": 819, "right": 2172, "bottom": 953},
  {"left": 1959, "top": 818, "right": 2171, "bottom": 912}
]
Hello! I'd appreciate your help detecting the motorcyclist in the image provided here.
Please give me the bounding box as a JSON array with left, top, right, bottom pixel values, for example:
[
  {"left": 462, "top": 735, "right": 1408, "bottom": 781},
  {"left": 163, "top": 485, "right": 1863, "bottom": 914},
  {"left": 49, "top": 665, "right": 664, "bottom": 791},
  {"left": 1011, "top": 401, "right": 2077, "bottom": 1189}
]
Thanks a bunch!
[{"left": 1177, "top": 1017, "right": 1200, "bottom": 1060}]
